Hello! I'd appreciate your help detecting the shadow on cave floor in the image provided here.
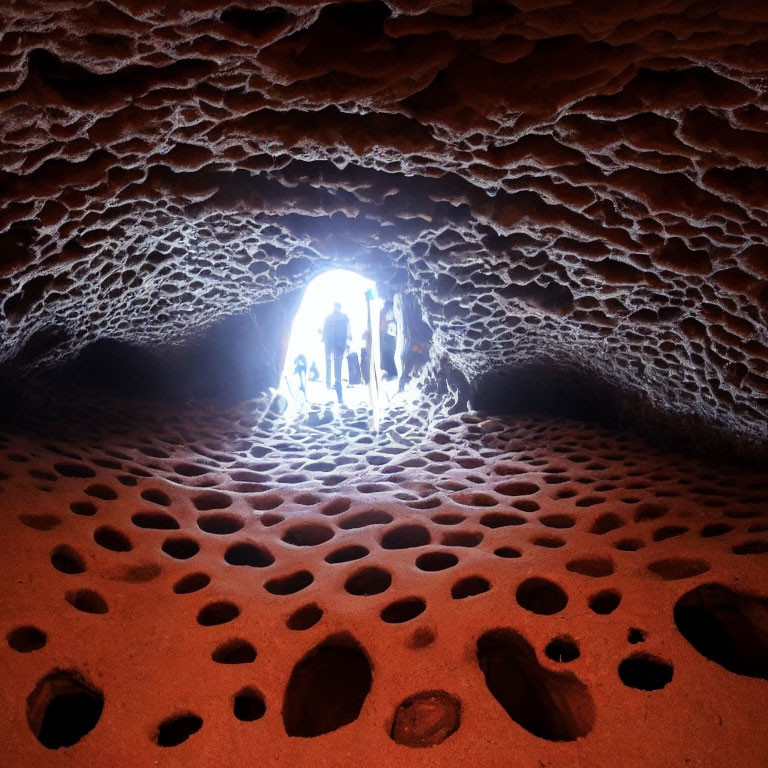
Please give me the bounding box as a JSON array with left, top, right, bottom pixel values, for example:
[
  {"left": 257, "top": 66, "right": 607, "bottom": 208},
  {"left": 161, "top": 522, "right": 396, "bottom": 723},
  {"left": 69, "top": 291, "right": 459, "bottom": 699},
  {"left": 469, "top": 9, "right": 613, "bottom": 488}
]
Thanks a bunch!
[{"left": 469, "top": 364, "right": 768, "bottom": 472}]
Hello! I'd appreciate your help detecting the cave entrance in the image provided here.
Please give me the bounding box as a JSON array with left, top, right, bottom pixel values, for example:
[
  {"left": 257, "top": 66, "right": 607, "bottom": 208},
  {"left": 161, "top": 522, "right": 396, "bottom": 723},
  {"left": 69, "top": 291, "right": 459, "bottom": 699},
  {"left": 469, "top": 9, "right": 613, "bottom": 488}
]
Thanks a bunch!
[{"left": 281, "top": 269, "right": 393, "bottom": 410}]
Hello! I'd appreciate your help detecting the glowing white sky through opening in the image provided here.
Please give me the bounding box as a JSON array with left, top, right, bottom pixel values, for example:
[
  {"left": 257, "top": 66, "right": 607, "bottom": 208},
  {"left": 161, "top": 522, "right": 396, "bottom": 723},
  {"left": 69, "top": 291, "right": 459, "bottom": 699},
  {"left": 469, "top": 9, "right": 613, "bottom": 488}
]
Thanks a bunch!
[{"left": 280, "top": 269, "right": 376, "bottom": 398}]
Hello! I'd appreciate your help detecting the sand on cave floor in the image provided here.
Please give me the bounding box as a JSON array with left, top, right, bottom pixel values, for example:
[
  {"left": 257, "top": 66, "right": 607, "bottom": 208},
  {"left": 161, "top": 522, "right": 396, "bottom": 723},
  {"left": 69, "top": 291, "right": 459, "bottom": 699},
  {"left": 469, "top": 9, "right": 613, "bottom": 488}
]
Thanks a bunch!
[{"left": 0, "top": 401, "right": 766, "bottom": 768}]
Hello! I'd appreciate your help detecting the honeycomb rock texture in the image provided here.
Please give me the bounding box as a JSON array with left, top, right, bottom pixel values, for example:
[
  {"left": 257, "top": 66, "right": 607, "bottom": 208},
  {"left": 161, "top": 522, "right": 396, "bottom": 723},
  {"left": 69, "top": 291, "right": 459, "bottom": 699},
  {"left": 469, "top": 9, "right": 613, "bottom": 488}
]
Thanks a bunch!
[
  {"left": 1, "top": 1, "right": 768, "bottom": 450},
  {"left": 1, "top": 401, "right": 768, "bottom": 765}
]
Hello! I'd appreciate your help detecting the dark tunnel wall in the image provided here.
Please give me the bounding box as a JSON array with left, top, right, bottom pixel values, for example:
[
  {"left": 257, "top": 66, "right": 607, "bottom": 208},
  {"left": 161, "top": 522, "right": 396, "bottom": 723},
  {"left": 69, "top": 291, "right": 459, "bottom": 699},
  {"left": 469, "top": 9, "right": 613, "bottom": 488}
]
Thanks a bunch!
[
  {"left": 61, "top": 290, "right": 304, "bottom": 404},
  {"left": 0, "top": 0, "right": 767, "bottom": 461}
]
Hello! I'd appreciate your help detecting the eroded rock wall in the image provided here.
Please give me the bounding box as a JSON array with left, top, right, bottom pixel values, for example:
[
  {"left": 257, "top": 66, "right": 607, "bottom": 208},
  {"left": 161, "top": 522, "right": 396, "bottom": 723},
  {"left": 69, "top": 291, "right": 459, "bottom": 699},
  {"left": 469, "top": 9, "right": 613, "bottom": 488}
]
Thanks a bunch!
[{"left": 1, "top": 1, "right": 767, "bottom": 447}]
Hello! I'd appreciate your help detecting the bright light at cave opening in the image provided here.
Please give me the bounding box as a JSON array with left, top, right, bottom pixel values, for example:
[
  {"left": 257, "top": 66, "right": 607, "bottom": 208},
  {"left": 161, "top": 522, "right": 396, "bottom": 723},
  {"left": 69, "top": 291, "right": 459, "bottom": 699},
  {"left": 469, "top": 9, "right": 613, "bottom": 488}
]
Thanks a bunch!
[{"left": 280, "top": 269, "right": 378, "bottom": 408}]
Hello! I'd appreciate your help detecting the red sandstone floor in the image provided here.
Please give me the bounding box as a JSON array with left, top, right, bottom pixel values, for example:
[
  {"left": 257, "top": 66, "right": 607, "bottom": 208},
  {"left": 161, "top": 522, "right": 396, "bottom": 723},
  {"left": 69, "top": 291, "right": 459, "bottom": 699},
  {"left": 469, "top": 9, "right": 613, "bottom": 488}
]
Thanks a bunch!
[{"left": 0, "top": 405, "right": 766, "bottom": 767}]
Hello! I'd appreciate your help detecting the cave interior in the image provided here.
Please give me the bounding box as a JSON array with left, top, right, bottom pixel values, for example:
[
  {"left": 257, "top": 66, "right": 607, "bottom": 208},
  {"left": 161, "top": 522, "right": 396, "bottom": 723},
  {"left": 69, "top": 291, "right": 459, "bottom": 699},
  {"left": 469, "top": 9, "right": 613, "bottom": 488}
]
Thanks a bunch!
[{"left": 1, "top": 1, "right": 767, "bottom": 766}]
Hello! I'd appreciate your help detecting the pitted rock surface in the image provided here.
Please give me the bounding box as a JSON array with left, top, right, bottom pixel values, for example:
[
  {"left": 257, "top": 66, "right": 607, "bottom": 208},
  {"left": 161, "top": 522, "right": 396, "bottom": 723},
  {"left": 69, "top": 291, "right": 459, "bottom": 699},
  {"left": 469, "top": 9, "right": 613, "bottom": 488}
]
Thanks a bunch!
[
  {"left": 1, "top": 400, "right": 767, "bottom": 765},
  {"left": 1, "top": 1, "right": 768, "bottom": 448}
]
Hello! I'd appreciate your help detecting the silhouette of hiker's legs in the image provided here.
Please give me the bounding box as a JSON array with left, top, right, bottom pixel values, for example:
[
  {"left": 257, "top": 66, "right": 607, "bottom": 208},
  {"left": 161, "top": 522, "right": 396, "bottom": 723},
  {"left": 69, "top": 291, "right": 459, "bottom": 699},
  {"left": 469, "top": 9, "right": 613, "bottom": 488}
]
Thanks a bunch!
[
  {"left": 332, "top": 346, "right": 344, "bottom": 403},
  {"left": 324, "top": 344, "right": 332, "bottom": 389}
]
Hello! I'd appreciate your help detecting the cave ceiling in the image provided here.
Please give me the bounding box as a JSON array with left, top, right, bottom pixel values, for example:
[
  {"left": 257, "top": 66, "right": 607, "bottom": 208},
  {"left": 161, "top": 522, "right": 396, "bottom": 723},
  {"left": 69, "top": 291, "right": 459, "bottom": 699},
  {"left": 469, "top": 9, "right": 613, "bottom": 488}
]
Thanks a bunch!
[{"left": 1, "top": 0, "right": 767, "bottom": 447}]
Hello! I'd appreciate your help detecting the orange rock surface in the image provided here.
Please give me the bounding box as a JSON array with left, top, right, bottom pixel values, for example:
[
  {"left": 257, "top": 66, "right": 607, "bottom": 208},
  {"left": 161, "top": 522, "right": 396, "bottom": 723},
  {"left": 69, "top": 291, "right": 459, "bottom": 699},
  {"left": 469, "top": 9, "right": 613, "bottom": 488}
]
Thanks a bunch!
[{"left": 1, "top": 402, "right": 767, "bottom": 766}]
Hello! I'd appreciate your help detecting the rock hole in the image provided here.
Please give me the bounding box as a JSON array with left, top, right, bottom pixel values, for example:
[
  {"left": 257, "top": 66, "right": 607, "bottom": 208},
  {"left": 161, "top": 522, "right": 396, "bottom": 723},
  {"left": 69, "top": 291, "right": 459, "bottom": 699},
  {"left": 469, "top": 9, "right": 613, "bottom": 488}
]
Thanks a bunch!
[
  {"left": 196, "top": 601, "right": 240, "bottom": 626},
  {"left": 282, "top": 639, "right": 372, "bottom": 737},
  {"left": 575, "top": 496, "right": 605, "bottom": 508},
  {"left": 589, "top": 513, "right": 625, "bottom": 534},
  {"left": 432, "top": 513, "right": 466, "bottom": 525},
  {"left": 287, "top": 603, "right": 323, "bottom": 630},
  {"left": 390, "top": 690, "right": 461, "bottom": 747},
  {"left": 345, "top": 566, "right": 392, "bottom": 595},
  {"left": 415, "top": 551, "right": 458, "bottom": 571},
  {"left": 381, "top": 524, "right": 431, "bottom": 549},
  {"left": 50, "top": 545, "right": 86, "bottom": 574},
  {"left": 406, "top": 496, "right": 442, "bottom": 509},
  {"left": 565, "top": 557, "right": 614, "bottom": 577},
  {"left": 700, "top": 523, "right": 733, "bottom": 537},
  {"left": 27, "top": 670, "right": 103, "bottom": 749},
  {"left": 615, "top": 538, "right": 644, "bottom": 551},
  {"left": 451, "top": 575, "right": 490, "bottom": 599},
  {"left": 628, "top": 628, "right": 646, "bottom": 644},
  {"left": 18, "top": 513, "right": 60, "bottom": 530},
  {"left": 84, "top": 484, "right": 118, "bottom": 501},
  {"left": 192, "top": 491, "right": 232, "bottom": 511},
  {"left": 453, "top": 491, "right": 498, "bottom": 507},
  {"left": 539, "top": 514, "right": 576, "bottom": 529},
  {"left": 211, "top": 639, "right": 256, "bottom": 664},
  {"left": 162, "top": 537, "right": 200, "bottom": 559},
  {"left": 494, "top": 546, "right": 521, "bottom": 558},
  {"left": 588, "top": 589, "right": 621, "bottom": 615},
  {"left": 494, "top": 481, "right": 539, "bottom": 497},
  {"left": 54, "top": 462, "right": 95, "bottom": 478},
  {"left": 174, "top": 463, "right": 208, "bottom": 477},
  {"left": 65, "top": 589, "right": 108, "bottom": 614},
  {"left": 441, "top": 530, "right": 483, "bottom": 547},
  {"left": 732, "top": 540, "right": 768, "bottom": 555},
  {"left": 251, "top": 494, "right": 283, "bottom": 511},
  {"left": 634, "top": 503, "right": 668, "bottom": 521},
  {"left": 132, "top": 511, "right": 180, "bottom": 529},
  {"left": 380, "top": 597, "right": 426, "bottom": 623},
  {"left": 320, "top": 497, "right": 352, "bottom": 515},
  {"left": 265, "top": 570, "right": 314, "bottom": 595},
  {"left": 140, "top": 489, "right": 171, "bottom": 506},
  {"left": 339, "top": 509, "right": 393, "bottom": 529},
  {"left": 93, "top": 526, "right": 132, "bottom": 552},
  {"left": 70, "top": 501, "right": 97, "bottom": 516},
  {"left": 513, "top": 499, "right": 540, "bottom": 513},
  {"left": 325, "top": 545, "right": 369, "bottom": 564},
  {"left": 673, "top": 584, "right": 768, "bottom": 679},
  {"left": 155, "top": 714, "right": 203, "bottom": 747},
  {"left": 544, "top": 636, "right": 579, "bottom": 663},
  {"left": 197, "top": 513, "right": 244, "bottom": 535},
  {"left": 294, "top": 493, "right": 323, "bottom": 506},
  {"left": 647, "top": 558, "right": 710, "bottom": 580},
  {"left": 282, "top": 523, "right": 334, "bottom": 547},
  {"left": 618, "top": 654, "right": 673, "bottom": 691},
  {"left": 480, "top": 512, "right": 526, "bottom": 528},
  {"left": 233, "top": 688, "right": 266, "bottom": 721},
  {"left": 409, "top": 626, "right": 436, "bottom": 649},
  {"left": 477, "top": 629, "right": 594, "bottom": 741},
  {"left": 225, "top": 542, "right": 275, "bottom": 567},
  {"left": 532, "top": 535, "right": 565, "bottom": 548},
  {"left": 172, "top": 572, "right": 210, "bottom": 594},
  {"left": 652, "top": 525, "right": 689, "bottom": 541},
  {"left": 516, "top": 577, "right": 568, "bottom": 615},
  {"left": 7, "top": 625, "right": 47, "bottom": 652}
]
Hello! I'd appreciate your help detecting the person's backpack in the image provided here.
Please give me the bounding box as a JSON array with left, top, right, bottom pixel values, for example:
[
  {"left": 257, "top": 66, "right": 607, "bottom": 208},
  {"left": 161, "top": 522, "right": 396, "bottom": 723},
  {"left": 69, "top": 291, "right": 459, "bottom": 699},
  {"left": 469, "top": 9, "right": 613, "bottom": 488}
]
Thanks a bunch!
[{"left": 347, "top": 352, "right": 361, "bottom": 385}]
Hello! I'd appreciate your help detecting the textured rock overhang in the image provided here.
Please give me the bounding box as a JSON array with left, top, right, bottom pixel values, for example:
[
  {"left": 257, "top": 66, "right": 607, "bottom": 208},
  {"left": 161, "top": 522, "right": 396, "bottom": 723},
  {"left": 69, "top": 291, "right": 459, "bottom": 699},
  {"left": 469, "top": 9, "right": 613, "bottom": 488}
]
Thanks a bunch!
[{"left": 0, "top": 1, "right": 767, "bottom": 450}]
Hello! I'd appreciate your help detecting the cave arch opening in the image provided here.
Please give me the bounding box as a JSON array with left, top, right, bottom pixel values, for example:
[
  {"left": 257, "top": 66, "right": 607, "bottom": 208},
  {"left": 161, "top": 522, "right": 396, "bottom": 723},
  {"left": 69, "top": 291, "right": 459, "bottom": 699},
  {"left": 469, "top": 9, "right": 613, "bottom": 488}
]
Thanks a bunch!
[{"left": 279, "top": 269, "right": 390, "bottom": 409}]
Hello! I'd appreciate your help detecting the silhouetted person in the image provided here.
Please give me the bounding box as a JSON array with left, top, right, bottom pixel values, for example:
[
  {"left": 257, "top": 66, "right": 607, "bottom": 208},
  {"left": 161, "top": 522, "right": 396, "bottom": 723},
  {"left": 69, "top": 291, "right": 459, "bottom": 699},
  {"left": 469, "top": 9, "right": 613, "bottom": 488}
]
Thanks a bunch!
[
  {"left": 309, "top": 361, "right": 320, "bottom": 382},
  {"left": 322, "top": 302, "right": 350, "bottom": 403},
  {"left": 293, "top": 354, "right": 307, "bottom": 394}
]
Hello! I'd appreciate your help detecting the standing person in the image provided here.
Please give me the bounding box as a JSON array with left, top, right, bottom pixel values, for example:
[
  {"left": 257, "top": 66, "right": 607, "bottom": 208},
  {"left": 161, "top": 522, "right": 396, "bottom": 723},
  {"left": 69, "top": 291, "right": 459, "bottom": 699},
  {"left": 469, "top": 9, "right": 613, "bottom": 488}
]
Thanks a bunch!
[
  {"left": 322, "top": 302, "right": 350, "bottom": 403},
  {"left": 293, "top": 354, "right": 307, "bottom": 397},
  {"left": 360, "top": 330, "right": 370, "bottom": 385}
]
